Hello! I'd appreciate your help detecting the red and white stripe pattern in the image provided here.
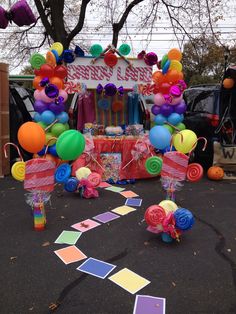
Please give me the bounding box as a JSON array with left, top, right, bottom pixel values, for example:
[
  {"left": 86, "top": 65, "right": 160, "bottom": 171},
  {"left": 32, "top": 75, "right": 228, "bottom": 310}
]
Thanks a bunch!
[
  {"left": 24, "top": 159, "right": 56, "bottom": 192},
  {"left": 161, "top": 151, "right": 189, "bottom": 181}
]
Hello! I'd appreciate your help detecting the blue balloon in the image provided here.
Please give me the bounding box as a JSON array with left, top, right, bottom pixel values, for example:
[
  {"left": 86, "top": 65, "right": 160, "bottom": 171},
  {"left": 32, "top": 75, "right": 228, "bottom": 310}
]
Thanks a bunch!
[
  {"left": 167, "top": 113, "right": 183, "bottom": 126},
  {"left": 37, "top": 146, "right": 46, "bottom": 156},
  {"left": 55, "top": 164, "right": 71, "bottom": 183},
  {"left": 154, "top": 114, "right": 167, "bottom": 125},
  {"left": 34, "top": 112, "right": 41, "bottom": 122},
  {"left": 56, "top": 111, "right": 69, "bottom": 124},
  {"left": 162, "top": 60, "right": 170, "bottom": 74},
  {"left": 174, "top": 208, "right": 195, "bottom": 231},
  {"left": 41, "top": 110, "right": 55, "bottom": 125},
  {"left": 159, "top": 145, "right": 176, "bottom": 154},
  {"left": 48, "top": 144, "right": 58, "bottom": 157},
  {"left": 149, "top": 125, "right": 171, "bottom": 150}
]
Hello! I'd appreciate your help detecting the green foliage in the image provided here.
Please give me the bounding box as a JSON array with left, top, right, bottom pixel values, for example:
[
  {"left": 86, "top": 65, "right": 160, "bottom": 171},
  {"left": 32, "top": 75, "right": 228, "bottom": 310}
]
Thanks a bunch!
[{"left": 182, "top": 36, "right": 236, "bottom": 86}]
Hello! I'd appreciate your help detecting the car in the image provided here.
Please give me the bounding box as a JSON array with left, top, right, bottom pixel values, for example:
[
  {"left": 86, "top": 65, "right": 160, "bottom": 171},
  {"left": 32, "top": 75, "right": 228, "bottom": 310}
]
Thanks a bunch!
[{"left": 183, "top": 84, "right": 221, "bottom": 169}]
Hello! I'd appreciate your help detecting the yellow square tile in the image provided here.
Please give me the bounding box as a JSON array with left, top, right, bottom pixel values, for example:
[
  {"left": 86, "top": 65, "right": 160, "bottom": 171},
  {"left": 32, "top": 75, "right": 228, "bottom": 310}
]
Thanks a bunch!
[{"left": 111, "top": 206, "right": 136, "bottom": 216}]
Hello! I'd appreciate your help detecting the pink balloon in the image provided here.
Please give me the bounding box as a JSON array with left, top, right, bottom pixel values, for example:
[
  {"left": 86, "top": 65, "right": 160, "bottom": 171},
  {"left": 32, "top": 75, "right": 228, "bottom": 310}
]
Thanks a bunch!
[
  {"left": 154, "top": 93, "right": 165, "bottom": 106},
  {"left": 58, "top": 89, "right": 68, "bottom": 102},
  {"left": 39, "top": 89, "right": 54, "bottom": 103},
  {"left": 171, "top": 94, "right": 183, "bottom": 105},
  {"left": 34, "top": 89, "right": 41, "bottom": 100}
]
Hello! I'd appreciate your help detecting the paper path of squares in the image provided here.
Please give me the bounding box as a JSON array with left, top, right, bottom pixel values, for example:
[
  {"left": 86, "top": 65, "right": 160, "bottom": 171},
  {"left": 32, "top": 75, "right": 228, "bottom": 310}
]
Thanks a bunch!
[
  {"left": 54, "top": 246, "right": 87, "bottom": 265},
  {"left": 71, "top": 219, "right": 101, "bottom": 232},
  {"left": 77, "top": 257, "right": 117, "bottom": 279},
  {"left": 108, "top": 268, "right": 151, "bottom": 294},
  {"left": 54, "top": 230, "right": 82, "bottom": 245},
  {"left": 133, "top": 295, "right": 166, "bottom": 314},
  {"left": 111, "top": 205, "right": 136, "bottom": 216},
  {"left": 93, "top": 211, "right": 120, "bottom": 223}
]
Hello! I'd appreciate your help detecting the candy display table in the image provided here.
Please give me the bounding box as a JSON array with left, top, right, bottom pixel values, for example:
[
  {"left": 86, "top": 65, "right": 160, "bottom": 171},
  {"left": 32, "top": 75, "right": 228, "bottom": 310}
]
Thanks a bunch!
[{"left": 72, "top": 136, "right": 159, "bottom": 180}]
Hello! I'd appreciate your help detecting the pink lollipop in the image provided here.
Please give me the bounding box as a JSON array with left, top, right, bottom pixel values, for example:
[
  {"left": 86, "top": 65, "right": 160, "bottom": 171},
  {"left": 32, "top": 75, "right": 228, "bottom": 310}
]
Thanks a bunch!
[{"left": 87, "top": 172, "right": 101, "bottom": 187}]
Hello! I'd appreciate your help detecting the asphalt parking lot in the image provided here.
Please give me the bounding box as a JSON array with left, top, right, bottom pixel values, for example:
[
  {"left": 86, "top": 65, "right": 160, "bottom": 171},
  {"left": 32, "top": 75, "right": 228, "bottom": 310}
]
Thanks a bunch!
[{"left": 1, "top": 176, "right": 236, "bottom": 314}]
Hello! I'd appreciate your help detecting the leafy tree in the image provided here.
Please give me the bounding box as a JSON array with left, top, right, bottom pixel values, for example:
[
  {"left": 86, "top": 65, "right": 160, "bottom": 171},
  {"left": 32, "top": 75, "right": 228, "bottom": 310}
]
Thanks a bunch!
[{"left": 182, "top": 36, "right": 236, "bottom": 86}]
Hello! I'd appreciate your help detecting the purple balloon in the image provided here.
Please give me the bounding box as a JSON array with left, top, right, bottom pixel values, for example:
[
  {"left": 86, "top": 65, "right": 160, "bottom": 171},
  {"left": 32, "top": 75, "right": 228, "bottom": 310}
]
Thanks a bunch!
[
  {"left": 34, "top": 100, "right": 48, "bottom": 113},
  {"left": 160, "top": 103, "right": 174, "bottom": 117},
  {"left": 49, "top": 102, "right": 65, "bottom": 115},
  {"left": 151, "top": 105, "right": 161, "bottom": 115},
  {"left": 174, "top": 101, "right": 187, "bottom": 114},
  {"left": 45, "top": 84, "right": 59, "bottom": 98}
]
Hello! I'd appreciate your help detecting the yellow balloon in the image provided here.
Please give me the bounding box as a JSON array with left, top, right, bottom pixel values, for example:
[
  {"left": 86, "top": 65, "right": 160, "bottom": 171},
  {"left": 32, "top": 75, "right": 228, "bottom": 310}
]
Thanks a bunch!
[
  {"left": 159, "top": 200, "right": 178, "bottom": 214},
  {"left": 173, "top": 130, "right": 197, "bottom": 154},
  {"left": 75, "top": 167, "right": 91, "bottom": 180},
  {"left": 169, "top": 60, "right": 182, "bottom": 72},
  {"left": 50, "top": 42, "right": 64, "bottom": 56},
  {"left": 11, "top": 161, "right": 25, "bottom": 181}
]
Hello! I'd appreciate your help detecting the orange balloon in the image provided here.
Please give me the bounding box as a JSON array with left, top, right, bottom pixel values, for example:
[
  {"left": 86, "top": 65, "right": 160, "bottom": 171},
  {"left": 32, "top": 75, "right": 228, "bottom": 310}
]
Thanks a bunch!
[
  {"left": 152, "top": 71, "right": 164, "bottom": 84},
  {"left": 50, "top": 77, "right": 64, "bottom": 90},
  {"left": 166, "top": 69, "right": 180, "bottom": 83},
  {"left": 46, "top": 51, "right": 56, "bottom": 67},
  {"left": 33, "top": 76, "right": 43, "bottom": 90},
  {"left": 223, "top": 78, "right": 234, "bottom": 89},
  {"left": 167, "top": 48, "right": 182, "bottom": 61},
  {"left": 17, "top": 122, "right": 46, "bottom": 153}
]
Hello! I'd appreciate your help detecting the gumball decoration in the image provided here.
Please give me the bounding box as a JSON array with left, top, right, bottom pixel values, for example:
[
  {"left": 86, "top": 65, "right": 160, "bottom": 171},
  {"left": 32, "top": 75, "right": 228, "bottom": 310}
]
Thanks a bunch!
[
  {"left": 207, "top": 166, "right": 224, "bottom": 180},
  {"left": 17, "top": 122, "right": 46, "bottom": 153},
  {"left": 144, "top": 52, "right": 158, "bottom": 66},
  {"left": 90, "top": 44, "right": 103, "bottom": 57},
  {"left": 223, "top": 78, "right": 234, "bottom": 89},
  {"left": 56, "top": 130, "right": 85, "bottom": 160},
  {"left": 104, "top": 52, "right": 118, "bottom": 67},
  {"left": 118, "top": 43, "right": 131, "bottom": 56},
  {"left": 98, "top": 99, "right": 110, "bottom": 110}
]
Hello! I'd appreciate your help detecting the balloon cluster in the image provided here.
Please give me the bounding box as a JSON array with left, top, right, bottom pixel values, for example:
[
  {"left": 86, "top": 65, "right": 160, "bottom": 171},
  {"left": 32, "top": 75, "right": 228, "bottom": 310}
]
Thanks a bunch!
[
  {"left": 144, "top": 200, "right": 195, "bottom": 243},
  {"left": 149, "top": 48, "right": 188, "bottom": 152},
  {"left": 29, "top": 42, "right": 72, "bottom": 164},
  {"left": 55, "top": 165, "right": 101, "bottom": 198}
]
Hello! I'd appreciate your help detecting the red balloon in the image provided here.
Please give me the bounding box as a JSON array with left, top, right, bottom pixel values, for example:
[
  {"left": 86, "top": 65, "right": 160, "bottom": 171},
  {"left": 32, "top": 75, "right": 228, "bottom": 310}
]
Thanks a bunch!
[
  {"left": 144, "top": 205, "right": 166, "bottom": 226},
  {"left": 39, "top": 64, "right": 54, "bottom": 78},
  {"left": 34, "top": 69, "right": 41, "bottom": 76},
  {"left": 104, "top": 52, "right": 118, "bottom": 67},
  {"left": 54, "top": 65, "right": 68, "bottom": 79},
  {"left": 159, "top": 83, "right": 171, "bottom": 94}
]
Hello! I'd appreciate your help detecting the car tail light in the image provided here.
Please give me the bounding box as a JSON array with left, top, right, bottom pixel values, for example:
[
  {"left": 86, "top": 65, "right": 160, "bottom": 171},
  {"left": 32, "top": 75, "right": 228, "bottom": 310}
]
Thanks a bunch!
[{"left": 207, "top": 114, "right": 219, "bottom": 127}]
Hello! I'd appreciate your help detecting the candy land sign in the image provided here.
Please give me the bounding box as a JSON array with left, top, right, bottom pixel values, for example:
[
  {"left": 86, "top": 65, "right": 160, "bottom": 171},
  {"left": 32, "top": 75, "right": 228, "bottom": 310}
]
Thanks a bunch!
[{"left": 64, "top": 57, "right": 152, "bottom": 93}]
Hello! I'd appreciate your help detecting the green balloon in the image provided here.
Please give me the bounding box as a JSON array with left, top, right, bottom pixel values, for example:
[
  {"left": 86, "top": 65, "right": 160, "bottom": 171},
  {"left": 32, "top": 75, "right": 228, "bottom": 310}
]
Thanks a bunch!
[
  {"left": 163, "top": 124, "right": 174, "bottom": 134},
  {"left": 176, "top": 122, "right": 186, "bottom": 131},
  {"left": 45, "top": 132, "right": 56, "bottom": 146},
  {"left": 89, "top": 44, "right": 103, "bottom": 57},
  {"left": 51, "top": 123, "right": 66, "bottom": 137},
  {"left": 64, "top": 123, "right": 70, "bottom": 130},
  {"left": 118, "top": 43, "right": 131, "bottom": 56},
  {"left": 56, "top": 130, "right": 85, "bottom": 160},
  {"left": 37, "top": 122, "right": 47, "bottom": 129},
  {"left": 161, "top": 54, "right": 169, "bottom": 69}
]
